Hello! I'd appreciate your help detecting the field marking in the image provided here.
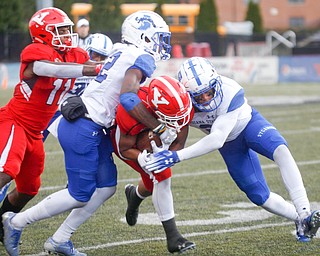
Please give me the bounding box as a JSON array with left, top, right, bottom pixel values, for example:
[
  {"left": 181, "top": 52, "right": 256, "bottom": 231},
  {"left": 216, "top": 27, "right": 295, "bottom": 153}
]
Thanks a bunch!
[
  {"left": 39, "top": 159, "right": 320, "bottom": 191},
  {"left": 23, "top": 221, "right": 293, "bottom": 256}
]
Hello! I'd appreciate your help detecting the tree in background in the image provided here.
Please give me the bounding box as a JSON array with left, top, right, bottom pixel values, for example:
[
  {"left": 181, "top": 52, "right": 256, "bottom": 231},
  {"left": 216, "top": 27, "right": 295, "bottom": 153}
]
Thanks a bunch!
[
  {"left": 154, "top": 0, "right": 164, "bottom": 17},
  {"left": 0, "top": 0, "right": 24, "bottom": 32},
  {"left": 197, "top": 0, "right": 218, "bottom": 32},
  {"left": 89, "top": 0, "right": 123, "bottom": 33},
  {"left": 245, "top": 0, "right": 263, "bottom": 33}
]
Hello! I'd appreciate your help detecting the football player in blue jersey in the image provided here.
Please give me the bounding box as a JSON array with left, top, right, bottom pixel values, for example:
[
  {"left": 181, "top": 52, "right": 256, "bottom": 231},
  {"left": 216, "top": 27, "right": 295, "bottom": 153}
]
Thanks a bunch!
[
  {"left": 145, "top": 57, "right": 320, "bottom": 243},
  {"left": 3, "top": 11, "right": 176, "bottom": 256}
]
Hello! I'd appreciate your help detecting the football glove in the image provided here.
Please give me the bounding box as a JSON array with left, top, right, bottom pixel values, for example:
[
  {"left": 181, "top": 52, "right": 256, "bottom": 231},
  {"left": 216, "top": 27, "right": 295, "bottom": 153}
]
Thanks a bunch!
[
  {"left": 159, "top": 128, "right": 177, "bottom": 148},
  {"left": 145, "top": 150, "right": 180, "bottom": 173},
  {"left": 137, "top": 149, "right": 152, "bottom": 172},
  {"left": 150, "top": 140, "right": 169, "bottom": 154}
]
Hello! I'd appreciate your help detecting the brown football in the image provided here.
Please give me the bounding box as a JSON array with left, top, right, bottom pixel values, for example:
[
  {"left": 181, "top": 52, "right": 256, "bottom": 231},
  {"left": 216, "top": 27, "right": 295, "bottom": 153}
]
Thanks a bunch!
[{"left": 136, "top": 129, "right": 162, "bottom": 152}]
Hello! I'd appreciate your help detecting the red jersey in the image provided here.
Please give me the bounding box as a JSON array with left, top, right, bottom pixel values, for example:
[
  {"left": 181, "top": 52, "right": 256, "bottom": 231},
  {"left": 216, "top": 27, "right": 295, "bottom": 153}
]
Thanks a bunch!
[{"left": 5, "top": 43, "right": 89, "bottom": 138}]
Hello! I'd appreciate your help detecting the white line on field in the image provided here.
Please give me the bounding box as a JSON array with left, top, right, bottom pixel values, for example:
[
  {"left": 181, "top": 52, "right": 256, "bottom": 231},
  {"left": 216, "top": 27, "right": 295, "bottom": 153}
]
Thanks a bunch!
[
  {"left": 23, "top": 221, "right": 292, "bottom": 256},
  {"left": 39, "top": 159, "right": 320, "bottom": 192},
  {"left": 44, "top": 126, "right": 320, "bottom": 157}
]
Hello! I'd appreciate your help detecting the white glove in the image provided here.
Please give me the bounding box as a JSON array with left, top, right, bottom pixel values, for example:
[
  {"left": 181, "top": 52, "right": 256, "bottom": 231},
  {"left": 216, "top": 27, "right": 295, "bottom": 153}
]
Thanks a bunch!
[
  {"left": 137, "top": 150, "right": 151, "bottom": 172},
  {"left": 159, "top": 128, "right": 177, "bottom": 148},
  {"left": 150, "top": 140, "right": 169, "bottom": 154}
]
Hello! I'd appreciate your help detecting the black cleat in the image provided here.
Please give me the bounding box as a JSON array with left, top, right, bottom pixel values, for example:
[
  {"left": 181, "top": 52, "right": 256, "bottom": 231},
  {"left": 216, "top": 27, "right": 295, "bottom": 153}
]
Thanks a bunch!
[
  {"left": 125, "top": 184, "right": 139, "bottom": 226},
  {"left": 167, "top": 237, "right": 196, "bottom": 254}
]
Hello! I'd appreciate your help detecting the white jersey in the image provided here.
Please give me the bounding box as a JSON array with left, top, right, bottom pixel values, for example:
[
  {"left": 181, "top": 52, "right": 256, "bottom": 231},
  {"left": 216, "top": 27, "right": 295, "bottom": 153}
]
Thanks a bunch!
[
  {"left": 81, "top": 43, "right": 156, "bottom": 128},
  {"left": 190, "top": 76, "right": 252, "bottom": 141},
  {"left": 178, "top": 76, "right": 253, "bottom": 161}
]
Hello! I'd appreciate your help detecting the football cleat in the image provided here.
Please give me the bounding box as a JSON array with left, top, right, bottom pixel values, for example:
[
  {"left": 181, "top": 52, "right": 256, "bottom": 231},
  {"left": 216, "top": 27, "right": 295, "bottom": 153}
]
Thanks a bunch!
[
  {"left": 303, "top": 210, "right": 320, "bottom": 238},
  {"left": 167, "top": 236, "right": 196, "bottom": 254},
  {"left": 125, "top": 184, "right": 139, "bottom": 226},
  {"left": 0, "top": 181, "right": 12, "bottom": 203},
  {"left": 44, "top": 237, "right": 87, "bottom": 256},
  {"left": 295, "top": 219, "right": 311, "bottom": 242},
  {"left": 2, "top": 212, "right": 22, "bottom": 256}
]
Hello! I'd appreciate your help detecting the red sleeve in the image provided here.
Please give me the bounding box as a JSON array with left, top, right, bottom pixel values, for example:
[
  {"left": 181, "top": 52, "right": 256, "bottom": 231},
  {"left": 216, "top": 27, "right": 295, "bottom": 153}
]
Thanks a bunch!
[
  {"left": 66, "top": 47, "right": 90, "bottom": 64},
  {"left": 116, "top": 88, "right": 150, "bottom": 136},
  {"left": 116, "top": 105, "right": 145, "bottom": 136},
  {"left": 20, "top": 43, "right": 56, "bottom": 62}
]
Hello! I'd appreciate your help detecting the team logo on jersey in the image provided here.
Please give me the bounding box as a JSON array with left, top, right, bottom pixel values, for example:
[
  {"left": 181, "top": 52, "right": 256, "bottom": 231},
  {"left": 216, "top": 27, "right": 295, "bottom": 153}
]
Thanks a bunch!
[{"left": 151, "top": 87, "right": 169, "bottom": 107}]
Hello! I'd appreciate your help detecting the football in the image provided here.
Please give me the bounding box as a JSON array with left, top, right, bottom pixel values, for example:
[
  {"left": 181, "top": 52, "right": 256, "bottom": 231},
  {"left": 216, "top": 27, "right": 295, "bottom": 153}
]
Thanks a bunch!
[{"left": 136, "top": 129, "right": 162, "bottom": 152}]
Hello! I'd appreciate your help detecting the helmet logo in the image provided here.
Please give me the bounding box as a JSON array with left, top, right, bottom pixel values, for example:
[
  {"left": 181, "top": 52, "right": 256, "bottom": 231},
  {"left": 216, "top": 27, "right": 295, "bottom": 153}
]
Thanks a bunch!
[
  {"left": 151, "top": 87, "right": 169, "bottom": 108},
  {"left": 31, "top": 11, "right": 50, "bottom": 26},
  {"left": 136, "top": 15, "right": 156, "bottom": 30}
]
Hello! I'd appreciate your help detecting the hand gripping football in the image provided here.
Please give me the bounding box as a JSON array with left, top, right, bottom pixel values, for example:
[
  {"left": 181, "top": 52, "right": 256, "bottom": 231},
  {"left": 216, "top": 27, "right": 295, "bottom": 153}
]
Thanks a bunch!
[{"left": 136, "top": 129, "right": 162, "bottom": 152}]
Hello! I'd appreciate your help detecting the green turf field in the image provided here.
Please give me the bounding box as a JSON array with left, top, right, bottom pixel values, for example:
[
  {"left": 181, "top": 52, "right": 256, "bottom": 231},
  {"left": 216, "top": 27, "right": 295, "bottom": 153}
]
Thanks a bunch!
[{"left": 1, "top": 83, "right": 320, "bottom": 256}]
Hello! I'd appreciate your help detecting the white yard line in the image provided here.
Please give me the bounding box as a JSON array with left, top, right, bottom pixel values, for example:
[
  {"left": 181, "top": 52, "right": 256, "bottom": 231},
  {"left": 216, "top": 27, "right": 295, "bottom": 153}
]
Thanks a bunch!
[
  {"left": 39, "top": 159, "right": 320, "bottom": 192},
  {"left": 23, "top": 221, "right": 292, "bottom": 256}
]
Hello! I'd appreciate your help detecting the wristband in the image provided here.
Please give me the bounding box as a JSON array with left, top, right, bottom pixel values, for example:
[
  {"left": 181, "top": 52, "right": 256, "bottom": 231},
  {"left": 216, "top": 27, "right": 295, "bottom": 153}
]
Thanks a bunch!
[{"left": 153, "top": 123, "right": 166, "bottom": 135}]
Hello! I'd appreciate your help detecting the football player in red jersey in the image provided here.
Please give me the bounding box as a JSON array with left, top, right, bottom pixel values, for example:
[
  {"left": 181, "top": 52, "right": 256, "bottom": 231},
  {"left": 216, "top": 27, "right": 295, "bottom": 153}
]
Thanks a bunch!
[
  {"left": 112, "top": 76, "right": 196, "bottom": 253},
  {"left": 0, "top": 7, "right": 100, "bottom": 243}
]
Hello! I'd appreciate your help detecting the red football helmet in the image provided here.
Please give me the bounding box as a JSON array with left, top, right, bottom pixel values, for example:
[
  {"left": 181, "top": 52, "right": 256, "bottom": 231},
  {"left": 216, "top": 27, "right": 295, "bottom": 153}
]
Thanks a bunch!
[
  {"left": 29, "top": 7, "right": 78, "bottom": 52},
  {"left": 147, "top": 76, "right": 193, "bottom": 132}
]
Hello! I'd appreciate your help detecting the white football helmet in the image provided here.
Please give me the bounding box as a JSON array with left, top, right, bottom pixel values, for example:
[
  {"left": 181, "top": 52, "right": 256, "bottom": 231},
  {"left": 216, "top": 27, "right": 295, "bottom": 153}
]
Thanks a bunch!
[
  {"left": 121, "top": 10, "right": 171, "bottom": 61},
  {"left": 178, "top": 57, "right": 223, "bottom": 112},
  {"left": 85, "top": 33, "right": 113, "bottom": 59}
]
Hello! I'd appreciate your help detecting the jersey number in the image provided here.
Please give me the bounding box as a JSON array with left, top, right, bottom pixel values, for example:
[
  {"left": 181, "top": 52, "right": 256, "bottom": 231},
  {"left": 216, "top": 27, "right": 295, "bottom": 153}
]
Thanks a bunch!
[
  {"left": 47, "top": 79, "right": 72, "bottom": 105},
  {"left": 95, "top": 52, "right": 122, "bottom": 83}
]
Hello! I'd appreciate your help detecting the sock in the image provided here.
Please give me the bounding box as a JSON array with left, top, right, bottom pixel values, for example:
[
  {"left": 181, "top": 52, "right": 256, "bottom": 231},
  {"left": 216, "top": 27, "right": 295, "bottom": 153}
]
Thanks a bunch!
[
  {"left": 273, "top": 145, "right": 310, "bottom": 218},
  {"left": 262, "top": 192, "right": 299, "bottom": 221},
  {"left": 152, "top": 178, "right": 174, "bottom": 221},
  {"left": 12, "top": 189, "right": 85, "bottom": 229},
  {"left": 52, "top": 186, "right": 116, "bottom": 243}
]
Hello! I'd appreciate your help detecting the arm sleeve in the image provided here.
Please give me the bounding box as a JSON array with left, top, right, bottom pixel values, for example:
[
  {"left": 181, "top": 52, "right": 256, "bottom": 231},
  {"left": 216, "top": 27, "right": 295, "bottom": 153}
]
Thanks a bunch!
[
  {"left": 33, "top": 61, "right": 84, "bottom": 78},
  {"left": 177, "top": 109, "right": 239, "bottom": 161}
]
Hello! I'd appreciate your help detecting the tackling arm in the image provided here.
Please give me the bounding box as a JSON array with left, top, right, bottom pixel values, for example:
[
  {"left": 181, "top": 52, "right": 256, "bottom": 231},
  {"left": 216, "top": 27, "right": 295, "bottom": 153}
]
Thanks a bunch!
[
  {"left": 120, "top": 68, "right": 161, "bottom": 130},
  {"left": 145, "top": 110, "right": 239, "bottom": 173},
  {"left": 177, "top": 110, "right": 238, "bottom": 161}
]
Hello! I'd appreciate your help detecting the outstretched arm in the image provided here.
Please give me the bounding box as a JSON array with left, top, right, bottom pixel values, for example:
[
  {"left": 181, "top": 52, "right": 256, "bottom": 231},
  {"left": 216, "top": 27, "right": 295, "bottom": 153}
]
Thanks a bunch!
[
  {"left": 177, "top": 110, "right": 238, "bottom": 161},
  {"left": 146, "top": 110, "right": 239, "bottom": 172},
  {"left": 24, "top": 60, "right": 99, "bottom": 79}
]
